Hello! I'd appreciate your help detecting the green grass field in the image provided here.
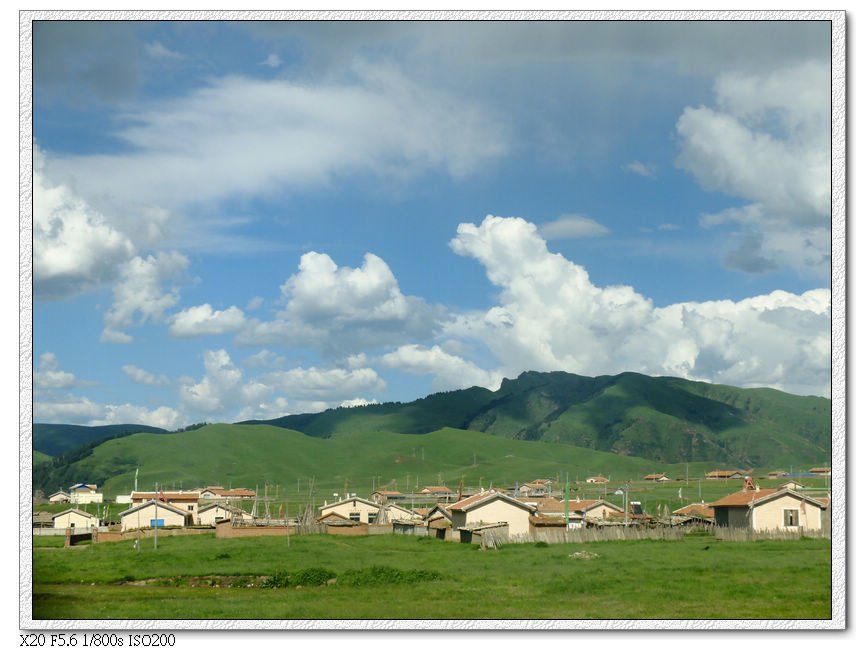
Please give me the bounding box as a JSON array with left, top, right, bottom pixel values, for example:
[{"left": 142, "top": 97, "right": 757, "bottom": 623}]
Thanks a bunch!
[{"left": 32, "top": 531, "right": 831, "bottom": 621}]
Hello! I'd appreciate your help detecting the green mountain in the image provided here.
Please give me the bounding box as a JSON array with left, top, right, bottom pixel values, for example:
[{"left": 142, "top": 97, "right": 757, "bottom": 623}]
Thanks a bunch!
[
  {"left": 33, "top": 423, "right": 169, "bottom": 457},
  {"left": 31, "top": 423, "right": 709, "bottom": 499},
  {"left": 243, "top": 371, "right": 830, "bottom": 468}
]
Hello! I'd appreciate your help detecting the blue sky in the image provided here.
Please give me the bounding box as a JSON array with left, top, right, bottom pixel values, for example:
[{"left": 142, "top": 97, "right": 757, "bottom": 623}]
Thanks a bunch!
[{"left": 30, "top": 17, "right": 835, "bottom": 429}]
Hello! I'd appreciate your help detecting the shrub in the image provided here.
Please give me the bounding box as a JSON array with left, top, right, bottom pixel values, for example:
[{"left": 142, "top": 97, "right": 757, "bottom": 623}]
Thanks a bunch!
[
  {"left": 339, "top": 565, "right": 442, "bottom": 587},
  {"left": 261, "top": 567, "right": 336, "bottom": 589}
]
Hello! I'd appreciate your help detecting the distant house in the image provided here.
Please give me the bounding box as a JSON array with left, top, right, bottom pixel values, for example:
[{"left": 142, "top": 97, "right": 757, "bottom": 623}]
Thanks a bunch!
[
  {"left": 671, "top": 503, "right": 715, "bottom": 526},
  {"left": 132, "top": 491, "right": 202, "bottom": 522},
  {"left": 68, "top": 483, "right": 103, "bottom": 504},
  {"left": 570, "top": 499, "right": 626, "bottom": 526},
  {"left": 420, "top": 486, "right": 454, "bottom": 499},
  {"left": 52, "top": 508, "right": 99, "bottom": 531},
  {"left": 809, "top": 467, "right": 831, "bottom": 476},
  {"left": 48, "top": 491, "right": 70, "bottom": 504},
  {"left": 449, "top": 490, "right": 538, "bottom": 538},
  {"left": 780, "top": 480, "right": 806, "bottom": 491},
  {"left": 381, "top": 503, "right": 415, "bottom": 523},
  {"left": 584, "top": 476, "right": 609, "bottom": 484},
  {"left": 120, "top": 500, "right": 190, "bottom": 532},
  {"left": 705, "top": 470, "right": 746, "bottom": 480},
  {"left": 767, "top": 470, "right": 787, "bottom": 479},
  {"left": 197, "top": 503, "right": 253, "bottom": 526},
  {"left": 643, "top": 473, "right": 670, "bottom": 482},
  {"left": 370, "top": 490, "right": 405, "bottom": 504},
  {"left": 710, "top": 488, "right": 827, "bottom": 532},
  {"left": 518, "top": 479, "right": 553, "bottom": 497},
  {"left": 199, "top": 487, "right": 256, "bottom": 501},
  {"left": 319, "top": 496, "right": 382, "bottom": 524}
]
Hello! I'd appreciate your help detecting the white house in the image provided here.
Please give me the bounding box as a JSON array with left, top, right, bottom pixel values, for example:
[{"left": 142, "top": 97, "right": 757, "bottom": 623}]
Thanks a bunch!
[
  {"left": 449, "top": 489, "right": 538, "bottom": 538},
  {"left": 48, "top": 491, "right": 70, "bottom": 504},
  {"left": 120, "top": 500, "right": 190, "bottom": 532},
  {"left": 710, "top": 488, "right": 827, "bottom": 532},
  {"left": 68, "top": 484, "right": 104, "bottom": 504},
  {"left": 319, "top": 496, "right": 382, "bottom": 524},
  {"left": 52, "top": 508, "right": 99, "bottom": 530},
  {"left": 132, "top": 491, "right": 201, "bottom": 522},
  {"left": 197, "top": 503, "right": 254, "bottom": 526}
]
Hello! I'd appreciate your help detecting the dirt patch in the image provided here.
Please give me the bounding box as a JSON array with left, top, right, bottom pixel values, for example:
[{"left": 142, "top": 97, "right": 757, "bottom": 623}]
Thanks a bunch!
[{"left": 121, "top": 575, "right": 268, "bottom": 588}]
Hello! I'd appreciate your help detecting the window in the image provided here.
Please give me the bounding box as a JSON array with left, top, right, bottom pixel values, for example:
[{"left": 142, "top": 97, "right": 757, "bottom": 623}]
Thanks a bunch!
[
  {"left": 188, "top": 505, "right": 194, "bottom": 511},
  {"left": 349, "top": 512, "right": 360, "bottom": 522},
  {"left": 368, "top": 512, "right": 377, "bottom": 523},
  {"left": 784, "top": 509, "right": 799, "bottom": 527}
]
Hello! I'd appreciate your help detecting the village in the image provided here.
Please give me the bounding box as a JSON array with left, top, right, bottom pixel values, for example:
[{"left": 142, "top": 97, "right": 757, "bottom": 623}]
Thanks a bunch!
[{"left": 34, "top": 466, "right": 832, "bottom": 548}]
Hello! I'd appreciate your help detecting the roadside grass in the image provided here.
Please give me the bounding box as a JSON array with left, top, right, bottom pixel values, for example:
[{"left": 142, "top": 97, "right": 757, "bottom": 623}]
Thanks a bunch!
[{"left": 32, "top": 532, "right": 831, "bottom": 620}]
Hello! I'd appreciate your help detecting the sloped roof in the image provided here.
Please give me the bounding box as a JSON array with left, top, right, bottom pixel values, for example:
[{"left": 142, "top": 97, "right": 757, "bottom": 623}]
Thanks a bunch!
[
  {"left": 450, "top": 489, "right": 537, "bottom": 514},
  {"left": 119, "top": 499, "right": 189, "bottom": 518},
  {"left": 421, "top": 486, "right": 453, "bottom": 493},
  {"left": 711, "top": 488, "right": 827, "bottom": 509},
  {"left": 52, "top": 508, "right": 98, "bottom": 520},
  {"left": 132, "top": 491, "right": 201, "bottom": 502},
  {"left": 319, "top": 495, "right": 379, "bottom": 512},
  {"left": 672, "top": 503, "right": 715, "bottom": 519}
]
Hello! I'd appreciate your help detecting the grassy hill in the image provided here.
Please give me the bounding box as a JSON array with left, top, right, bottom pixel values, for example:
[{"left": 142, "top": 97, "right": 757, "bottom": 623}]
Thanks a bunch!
[
  {"left": 32, "top": 423, "right": 714, "bottom": 500},
  {"left": 33, "top": 423, "right": 169, "bottom": 456},
  {"left": 244, "top": 371, "right": 830, "bottom": 467}
]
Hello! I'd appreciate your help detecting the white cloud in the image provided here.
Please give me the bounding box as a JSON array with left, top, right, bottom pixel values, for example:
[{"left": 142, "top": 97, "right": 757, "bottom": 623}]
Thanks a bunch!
[
  {"left": 676, "top": 61, "right": 830, "bottom": 276},
  {"left": 238, "top": 250, "right": 442, "bottom": 354},
  {"left": 246, "top": 296, "right": 264, "bottom": 311},
  {"left": 34, "top": 352, "right": 77, "bottom": 389},
  {"left": 339, "top": 398, "right": 379, "bottom": 409},
  {"left": 261, "top": 367, "right": 385, "bottom": 402},
  {"left": 34, "top": 154, "right": 136, "bottom": 299},
  {"left": 33, "top": 393, "right": 180, "bottom": 429},
  {"left": 380, "top": 344, "right": 502, "bottom": 392},
  {"left": 242, "top": 349, "right": 284, "bottom": 369},
  {"left": 102, "top": 251, "right": 189, "bottom": 343},
  {"left": 539, "top": 214, "right": 611, "bottom": 240},
  {"left": 179, "top": 349, "right": 270, "bottom": 416},
  {"left": 122, "top": 364, "right": 169, "bottom": 386},
  {"left": 145, "top": 41, "right": 183, "bottom": 61},
  {"left": 624, "top": 160, "right": 656, "bottom": 178},
  {"left": 261, "top": 53, "right": 282, "bottom": 68},
  {"left": 43, "top": 65, "right": 509, "bottom": 213},
  {"left": 447, "top": 216, "right": 829, "bottom": 397},
  {"left": 169, "top": 304, "right": 246, "bottom": 337}
]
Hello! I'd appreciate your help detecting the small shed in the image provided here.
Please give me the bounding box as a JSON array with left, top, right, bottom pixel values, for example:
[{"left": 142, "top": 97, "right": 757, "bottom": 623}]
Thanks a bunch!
[{"left": 120, "top": 500, "right": 189, "bottom": 532}]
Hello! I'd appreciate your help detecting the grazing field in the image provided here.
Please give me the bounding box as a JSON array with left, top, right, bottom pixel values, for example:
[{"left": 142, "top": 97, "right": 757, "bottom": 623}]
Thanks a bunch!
[{"left": 32, "top": 531, "right": 831, "bottom": 621}]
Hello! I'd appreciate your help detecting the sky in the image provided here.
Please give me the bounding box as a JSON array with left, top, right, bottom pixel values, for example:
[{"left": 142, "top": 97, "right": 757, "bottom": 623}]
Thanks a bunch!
[{"left": 29, "top": 17, "right": 836, "bottom": 430}]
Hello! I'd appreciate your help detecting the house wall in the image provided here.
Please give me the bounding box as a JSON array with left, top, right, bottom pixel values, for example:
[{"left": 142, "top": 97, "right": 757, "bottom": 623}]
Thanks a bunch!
[
  {"left": 71, "top": 492, "right": 104, "bottom": 504},
  {"left": 453, "top": 500, "right": 533, "bottom": 536},
  {"left": 121, "top": 504, "right": 186, "bottom": 532},
  {"left": 584, "top": 503, "right": 621, "bottom": 522},
  {"left": 53, "top": 511, "right": 97, "bottom": 530},
  {"left": 752, "top": 495, "right": 823, "bottom": 532},
  {"left": 320, "top": 499, "right": 380, "bottom": 523},
  {"left": 715, "top": 507, "right": 750, "bottom": 528}
]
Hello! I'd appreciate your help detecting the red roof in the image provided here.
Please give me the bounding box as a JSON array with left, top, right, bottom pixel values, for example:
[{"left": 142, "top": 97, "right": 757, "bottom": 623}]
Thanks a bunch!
[{"left": 710, "top": 488, "right": 780, "bottom": 507}]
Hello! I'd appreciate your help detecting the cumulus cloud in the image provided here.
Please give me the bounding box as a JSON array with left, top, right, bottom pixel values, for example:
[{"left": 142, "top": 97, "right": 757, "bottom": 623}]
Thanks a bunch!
[
  {"left": 34, "top": 352, "right": 77, "bottom": 390},
  {"left": 33, "top": 396, "right": 180, "bottom": 429},
  {"left": 179, "top": 349, "right": 384, "bottom": 421},
  {"left": 238, "top": 250, "right": 442, "bottom": 354},
  {"left": 447, "top": 216, "right": 829, "bottom": 397},
  {"left": 34, "top": 155, "right": 136, "bottom": 299},
  {"left": 101, "top": 251, "right": 189, "bottom": 343},
  {"left": 179, "top": 349, "right": 270, "bottom": 416},
  {"left": 539, "top": 214, "right": 611, "bottom": 240},
  {"left": 122, "top": 364, "right": 169, "bottom": 386},
  {"left": 380, "top": 344, "right": 502, "bottom": 392},
  {"left": 260, "top": 367, "right": 385, "bottom": 402},
  {"left": 261, "top": 53, "right": 282, "bottom": 68},
  {"left": 676, "top": 61, "right": 830, "bottom": 276},
  {"left": 169, "top": 304, "right": 246, "bottom": 337}
]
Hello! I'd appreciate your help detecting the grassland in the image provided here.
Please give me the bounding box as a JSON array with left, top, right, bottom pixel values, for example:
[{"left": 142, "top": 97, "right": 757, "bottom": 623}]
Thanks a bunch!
[{"left": 32, "top": 531, "right": 831, "bottom": 621}]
